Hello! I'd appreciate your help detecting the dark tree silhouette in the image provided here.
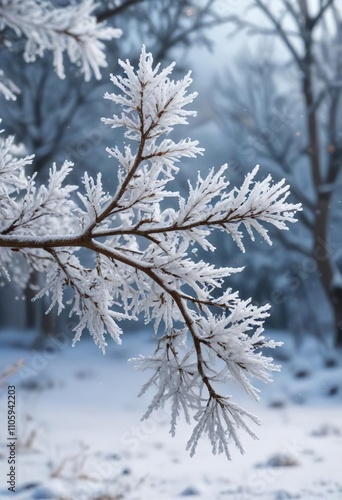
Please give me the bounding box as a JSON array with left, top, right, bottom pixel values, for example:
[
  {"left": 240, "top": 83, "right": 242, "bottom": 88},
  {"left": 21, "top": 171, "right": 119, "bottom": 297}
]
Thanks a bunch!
[{"left": 219, "top": 0, "right": 342, "bottom": 346}]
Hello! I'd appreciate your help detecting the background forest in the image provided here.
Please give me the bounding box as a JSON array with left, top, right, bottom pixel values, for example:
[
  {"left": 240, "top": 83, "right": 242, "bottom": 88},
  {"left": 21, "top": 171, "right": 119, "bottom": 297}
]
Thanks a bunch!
[{"left": 1, "top": 0, "right": 342, "bottom": 349}]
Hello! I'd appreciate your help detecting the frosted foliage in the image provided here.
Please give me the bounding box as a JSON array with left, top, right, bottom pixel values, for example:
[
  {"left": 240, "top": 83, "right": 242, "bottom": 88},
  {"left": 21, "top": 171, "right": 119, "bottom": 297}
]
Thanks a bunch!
[
  {"left": 0, "top": 0, "right": 122, "bottom": 93},
  {"left": 0, "top": 48, "right": 301, "bottom": 458},
  {"left": 0, "top": 70, "right": 20, "bottom": 101}
]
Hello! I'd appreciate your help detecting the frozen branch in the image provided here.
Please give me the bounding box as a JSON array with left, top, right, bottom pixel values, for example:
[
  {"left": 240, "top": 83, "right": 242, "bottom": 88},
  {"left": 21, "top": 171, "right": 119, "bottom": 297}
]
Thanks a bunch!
[
  {"left": 0, "top": 0, "right": 122, "bottom": 95},
  {"left": 0, "top": 48, "right": 301, "bottom": 458}
]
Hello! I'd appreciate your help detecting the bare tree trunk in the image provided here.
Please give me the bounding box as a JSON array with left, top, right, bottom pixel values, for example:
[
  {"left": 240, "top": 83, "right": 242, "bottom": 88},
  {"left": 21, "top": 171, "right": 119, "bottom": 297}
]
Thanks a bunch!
[
  {"left": 311, "top": 193, "right": 342, "bottom": 345},
  {"left": 225, "top": 0, "right": 342, "bottom": 345},
  {"left": 312, "top": 194, "right": 333, "bottom": 290},
  {"left": 304, "top": 80, "right": 342, "bottom": 346},
  {"left": 331, "top": 288, "right": 342, "bottom": 347},
  {"left": 299, "top": 2, "right": 341, "bottom": 346}
]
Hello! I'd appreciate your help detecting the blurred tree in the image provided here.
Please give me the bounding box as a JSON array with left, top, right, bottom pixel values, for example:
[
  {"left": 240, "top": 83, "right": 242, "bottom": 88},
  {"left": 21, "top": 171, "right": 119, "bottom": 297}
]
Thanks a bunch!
[{"left": 219, "top": 0, "right": 342, "bottom": 346}]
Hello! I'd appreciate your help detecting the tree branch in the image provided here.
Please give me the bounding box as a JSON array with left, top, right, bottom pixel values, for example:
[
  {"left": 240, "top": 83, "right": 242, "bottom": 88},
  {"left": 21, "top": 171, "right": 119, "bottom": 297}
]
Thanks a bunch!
[
  {"left": 254, "top": 0, "right": 303, "bottom": 69},
  {"left": 96, "top": 0, "right": 146, "bottom": 22}
]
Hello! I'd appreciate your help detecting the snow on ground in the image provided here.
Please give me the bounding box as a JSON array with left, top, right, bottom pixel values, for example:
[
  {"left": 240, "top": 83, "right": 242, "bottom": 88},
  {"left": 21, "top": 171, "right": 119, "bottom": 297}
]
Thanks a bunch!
[{"left": 0, "top": 328, "right": 342, "bottom": 499}]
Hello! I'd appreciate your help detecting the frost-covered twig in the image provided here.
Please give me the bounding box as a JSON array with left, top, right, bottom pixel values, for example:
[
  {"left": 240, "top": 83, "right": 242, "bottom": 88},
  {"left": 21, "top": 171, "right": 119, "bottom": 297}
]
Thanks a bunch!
[
  {"left": 0, "top": 47, "right": 301, "bottom": 458},
  {"left": 0, "top": 0, "right": 122, "bottom": 98}
]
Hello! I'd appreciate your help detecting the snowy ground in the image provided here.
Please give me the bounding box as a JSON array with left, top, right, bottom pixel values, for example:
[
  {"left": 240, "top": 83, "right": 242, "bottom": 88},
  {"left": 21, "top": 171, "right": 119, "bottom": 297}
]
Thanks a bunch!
[{"left": 0, "top": 328, "right": 342, "bottom": 499}]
